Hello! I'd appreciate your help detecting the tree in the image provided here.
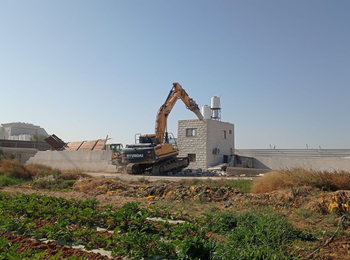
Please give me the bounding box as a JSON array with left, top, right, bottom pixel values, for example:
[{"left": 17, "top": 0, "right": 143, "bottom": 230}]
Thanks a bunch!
[{"left": 30, "top": 135, "right": 47, "bottom": 142}]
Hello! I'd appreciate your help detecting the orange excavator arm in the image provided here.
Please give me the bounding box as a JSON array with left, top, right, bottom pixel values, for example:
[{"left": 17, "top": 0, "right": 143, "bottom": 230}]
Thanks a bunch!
[{"left": 154, "top": 82, "right": 203, "bottom": 144}]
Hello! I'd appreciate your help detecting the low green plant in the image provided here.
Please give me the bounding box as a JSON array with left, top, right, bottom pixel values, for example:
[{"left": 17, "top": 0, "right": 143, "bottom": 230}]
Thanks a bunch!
[
  {"left": 177, "top": 236, "right": 217, "bottom": 260},
  {"left": 0, "top": 175, "right": 23, "bottom": 187},
  {"left": 0, "top": 191, "right": 320, "bottom": 260},
  {"left": 112, "top": 228, "right": 162, "bottom": 258},
  {"left": 220, "top": 179, "right": 252, "bottom": 193},
  {"left": 31, "top": 178, "right": 77, "bottom": 190},
  {"left": 294, "top": 208, "right": 319, "bottom": 222},
  {"left": 202, "top": 211, "right": 316, "bottom": 260}
]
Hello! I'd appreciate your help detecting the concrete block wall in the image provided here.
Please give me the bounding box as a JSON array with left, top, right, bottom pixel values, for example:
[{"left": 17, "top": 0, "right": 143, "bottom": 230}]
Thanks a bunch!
[
  {"left": 26, "top": 150, "right": 117, "bottom": 172},
  {"left": 177, "top": 119, "right": 234, "bottom": 169},
  {"left": 177, "top": 120, "right": 207, "bottom": 169}
]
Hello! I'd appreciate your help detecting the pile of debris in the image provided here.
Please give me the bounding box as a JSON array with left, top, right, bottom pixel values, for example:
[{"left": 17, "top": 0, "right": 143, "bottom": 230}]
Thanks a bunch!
[
  {"left": 163, "top": 163, "right": 229, "bottom": 177},
  {"left": 73, "top": 178, "right": 241, "bottom": 203}
]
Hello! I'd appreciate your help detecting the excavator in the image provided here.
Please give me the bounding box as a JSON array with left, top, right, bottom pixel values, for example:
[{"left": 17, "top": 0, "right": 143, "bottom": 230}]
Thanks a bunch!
[{"left": 122, "top": 82, "right": 203, "bottom": 174}]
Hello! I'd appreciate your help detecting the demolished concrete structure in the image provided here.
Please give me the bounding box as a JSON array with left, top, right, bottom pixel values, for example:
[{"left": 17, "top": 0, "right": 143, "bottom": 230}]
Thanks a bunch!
[
  {"left": 26, "top": 136, "right": 118, "bottom": 173},
  {"left": 26, "top": 150, "right": 117, "bottom": 172}
]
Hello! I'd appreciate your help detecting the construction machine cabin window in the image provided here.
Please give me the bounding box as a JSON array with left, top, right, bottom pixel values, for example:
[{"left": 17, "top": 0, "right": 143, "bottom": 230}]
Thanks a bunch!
[
  {"left": 188, "top": 154, "right": 196, "bottom": 162},
  {"left": 186, "top": 128, "right": 197, "bottom": 137}
]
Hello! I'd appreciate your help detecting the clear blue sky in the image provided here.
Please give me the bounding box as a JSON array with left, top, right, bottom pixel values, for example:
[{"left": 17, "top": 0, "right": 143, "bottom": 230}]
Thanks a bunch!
[{"left": 1, "top": 1, "right": 349, "bottom": 149}]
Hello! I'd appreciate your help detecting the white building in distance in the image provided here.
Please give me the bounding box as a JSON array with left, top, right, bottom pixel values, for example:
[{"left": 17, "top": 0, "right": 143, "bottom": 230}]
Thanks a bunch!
[{"left": 0, "top": 122, "right": 49, "bottom": 141}]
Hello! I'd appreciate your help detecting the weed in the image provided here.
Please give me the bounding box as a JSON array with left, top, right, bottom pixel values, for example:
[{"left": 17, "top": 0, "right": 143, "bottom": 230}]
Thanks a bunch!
[
  {"left": 251, "top": 168, "right": 350, "bottom": 193},
  {"left": 222, "top": 179, "right": 252, "bottom": 193},
  {"left": 0, "top": 159, "right": 32, "bottom": 179},
  {"left": 0, "top": 175, "right": 23, "bottom": 187},
  {"left": 31, "top": 178, "right": 76, "bottom": 190},
  {"left": 210, "top": 211, "right": 315, "bottom": 260},
  {"left": 135, "top": 176, "right": 151, "bottom": 184},
  {"left": 58, "top": 170, "right": 90, "bottom": 180},
  {"left": 294, "top": 208, "right": 319, "bottom": 222},
  {"left": 25, "top": 163, "right": 60, "bottom": 177}
]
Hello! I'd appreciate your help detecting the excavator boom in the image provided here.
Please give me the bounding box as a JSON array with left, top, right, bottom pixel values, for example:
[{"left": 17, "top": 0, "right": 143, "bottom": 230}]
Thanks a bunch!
[{"left": 155, "top": 82, "right": 203, "bottom": 144}]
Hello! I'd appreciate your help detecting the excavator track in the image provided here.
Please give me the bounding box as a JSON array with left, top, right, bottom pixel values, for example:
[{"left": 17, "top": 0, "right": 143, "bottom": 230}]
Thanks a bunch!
[
  {"left": 126, "top": 157, "right": 189, "bottom": 175},
  {"left": 126, "top": 163, "right": 153, "bottom": 174}
]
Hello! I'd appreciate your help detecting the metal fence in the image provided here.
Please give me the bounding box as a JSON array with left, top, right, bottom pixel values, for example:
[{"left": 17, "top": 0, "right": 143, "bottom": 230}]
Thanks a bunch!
[
  {"left": 235, "top": 149, "right": 350, "bottom": 158},
  {"left": 0, "top": 139, "right": 50, "bottom": 151}
]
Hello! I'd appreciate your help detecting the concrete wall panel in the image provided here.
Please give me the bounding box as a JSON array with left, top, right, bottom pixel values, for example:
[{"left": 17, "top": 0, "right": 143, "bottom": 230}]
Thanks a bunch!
[
  {"left": 26, "top": 150, "right": 117, "bottom": 172},
  {"left": 254, "top": 156, "right": 350, "bottom": 172}
]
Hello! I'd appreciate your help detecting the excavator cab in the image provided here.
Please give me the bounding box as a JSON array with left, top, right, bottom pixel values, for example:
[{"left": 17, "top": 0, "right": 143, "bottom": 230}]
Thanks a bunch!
[
  {"left": 138, "top": 135, "right": 156, "bottom": 145},
  {"left": 107, "top": 143, "right": 123, "bottom": 154},
  {"left": 105, "top": 143, "right": 123, "bottom": 165},
  {"left": 137, "top": 132, "right": 177, "bottom": 147}
]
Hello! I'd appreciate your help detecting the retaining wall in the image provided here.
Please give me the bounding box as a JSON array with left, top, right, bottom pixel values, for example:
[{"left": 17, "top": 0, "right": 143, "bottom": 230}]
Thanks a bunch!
[
  {"left": 26, "top": 150, "right": 117, "bottom": 173},
  {"left": 254, "top": 156, "right": 350, "bottom": 172}
]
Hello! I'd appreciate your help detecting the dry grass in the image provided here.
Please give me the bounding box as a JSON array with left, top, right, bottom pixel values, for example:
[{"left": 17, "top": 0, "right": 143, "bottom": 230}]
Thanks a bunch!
[
  {"left": 0, "top": 159, "right": 32, "bottom": 179},
  {"left": 73, "top": 178, "right": 126, "bottom": 193},
  {"left": 0, "top": 159, "right": 87, "bottom": 182},
  {"left": 58, "top": 170, "right": 90, "bottom": 180},
  {"left": 25, "top": 163, "right": 59, "bottom": 177},
  {"left": 251, "top": 168, "right": 350, "bottom": 193}
]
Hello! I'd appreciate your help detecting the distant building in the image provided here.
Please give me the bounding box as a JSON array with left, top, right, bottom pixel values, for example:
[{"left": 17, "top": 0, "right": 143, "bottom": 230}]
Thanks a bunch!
[{"left": 0, "top": 122, "right": 49, "bottom": 141}]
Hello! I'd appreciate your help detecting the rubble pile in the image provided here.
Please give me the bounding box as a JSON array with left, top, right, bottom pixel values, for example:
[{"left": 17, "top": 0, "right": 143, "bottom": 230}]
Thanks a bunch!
[{"left": 73, "top": 177, "right": 242, "bottom": 203}]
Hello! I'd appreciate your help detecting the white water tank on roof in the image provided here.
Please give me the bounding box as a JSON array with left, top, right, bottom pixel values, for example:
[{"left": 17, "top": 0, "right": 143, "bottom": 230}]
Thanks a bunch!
[
  {"left": 211, "top": 96, "right": 220, "bottom": 119},
  {"left": 202, "top": 105, "right": 211, "bottom": 119},
  {"left": 211, "top": 96, "right": 220, "bottom": 109}
]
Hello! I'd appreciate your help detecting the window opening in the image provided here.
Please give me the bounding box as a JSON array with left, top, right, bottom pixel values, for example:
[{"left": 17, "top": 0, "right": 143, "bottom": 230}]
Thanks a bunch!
[
  {"left": 186, "top": 128, "right": 197, "bottom": 137},
  {"left": 188, "top": 154, "right": 196, "bottom": 162}
]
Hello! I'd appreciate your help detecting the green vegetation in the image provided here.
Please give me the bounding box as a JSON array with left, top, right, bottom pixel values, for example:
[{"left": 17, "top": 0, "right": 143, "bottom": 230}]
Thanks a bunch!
[
  {"left": 30, "top": 134, "right": 47, "bottom": 142},
  {"left": 0, "top": 156, "right": 349, "bottom": 259},
  {"left": 0, "top": 158, "right": 87, "bottom": 189},
  {"left": 0, "top": 175, "right": 22, "bottom": 186},
  {"left": 178, "top": 178, "right": 252, "bottom": 193},
  {"left": 0, "top": 192, "right": 316, "bottom": 259}
]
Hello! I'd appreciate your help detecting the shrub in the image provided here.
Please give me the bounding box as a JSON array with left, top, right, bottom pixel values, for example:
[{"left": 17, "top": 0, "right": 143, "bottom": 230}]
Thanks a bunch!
[
  {"left": 0, "top": 159, "right": 32, "bottom": 179},
  {"left": 58, "top": 170, "right": 89, "bottom": 180},
  {"left": 25, "top": 163, "right": 60, "bottom": 177},
  {"left": 31, "top": 178, "right": 77, "bottom": 190},
  {"left": 251, "top": 168, "right": 350, "bottom": 193}
]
